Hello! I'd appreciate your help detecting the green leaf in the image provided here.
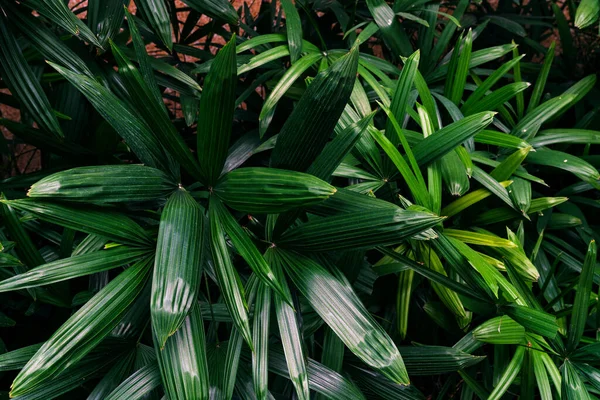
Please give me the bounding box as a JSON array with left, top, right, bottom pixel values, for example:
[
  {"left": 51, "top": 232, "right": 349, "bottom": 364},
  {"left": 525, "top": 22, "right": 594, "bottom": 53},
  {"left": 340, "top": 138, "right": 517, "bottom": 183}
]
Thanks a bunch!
[
  {"left": 464, "top": 82, "right": 531, "bottom": 116},
  {"left": 416, "top": 243, "right": 467, "bottom": 320},
  {"left": 10, "top": 349, "right": 121, "bottom": 400},
  {"left": 508, "top": 177, "right": 532, "bottom": 214},
  {"left": 154, "top": 303, "right": 209, "bottom": 400},
  {"left": 182, "top": 0, "right": 238, "bottom": 25},
  {"left": 87, "top": 351, "right": 136, "bottom": 400},
  {"left": 0, "top": 344, "right": 43, "bottom": 372},
  {"left": 444, "top": 229, "right": 516, "bottom": 248},
  {"left": 531, "top": 129, "right": 600, "bottom": 147},
  {"left": 472, "top": 165, "right": 517, "bottom": 212},
  {"left": 512, "top": 44, "right": 525, "bottom": 119},
  {"left": 567, "top": 240, "right": 597, "bottom": 352},
  {"left": 503, "top": 305, "right": 558, "bottom": 338},
  {"left": 448, "top": 29, "right": 472, "bottom": 105},
  {"left": 473, "top": 197, "right": 568, "bottom": 225},
  {"left": 527, "top": 148, "right": 600, "bottom": 187},
  {"left": 440, "top": 150, "right": 470, "bottom": 196},
  {"left": 365, "top": 0, "right": 412, "bottom": 58},
  {"left": 134, "top": 0, "right": 173, "bottom": 49},
  {"left": 21, "top": 0, "right": 103, "bottom": 48},
  {"left": 532, "top": 351, "right": 553, "bottom": 400},
  {"left": 252, "top": 281, "right": 271, "bottom": 399},
  {"left": 351, "top": 366, "right": 425, "bottom": 400},
  {"left": 209, "top": 197, "right": 253, "bottom": 350},
  {"left": 152, "top": 189, "right": 205, "bottom": 347},
  {"left": 273, "top": 248, "right": 410, "bottom": 385},
  {"left": 87, "top": 0, "right": 125, "bottom": 49},
  {"left": 278, "top": 208, "right": 443, "bottom": 252},
  {"left": 474, "top": 130, "right": 530, "bottom": 149},
  {"left": 28, "top": 165, "right": 176, "bottom": 203},
  {"left": 472, "top": 316, "right": 526, "bottom": 344},
  {"left": 0, "top": 14, "right": 64, "bottom": 138},
  {"left": 4, "top": 4, "right": 93, "bottom": 76},
  {"left": 369, "top": 119, "right": 430, "bottom": 208},
  {"left": 268, "top": 347, "right": 365, "bottom": 400},
  {"left": 321, "top": 326, "right": 344, "bottom": 372},
  {"left": 527, "top": 42, "right": 555, "bottom": 113},
  {"left": 258, "top": 53, "right": 322, "bottom": 136},
  {"left": 197, "top": 36, "right": 237, "bottom": 186},
  {"left": 400, "top": 346, "right": 484, "bottom": 375},
  {"left": 441, "top": 180, "right": 512, "bottom": 217},
  {"left": 10, "top": 257, "right": 152, "bottom": 397},
  {"left": 490, "top": 146, "right": 532, "bottom": 181},
  {"left": 0, "top": 246, "right": 149, "bottom": 292},
  {"left": 512, "top": 94, "right": 577, "bottom": 139},
  {"left": 385, "top": 50, "right": 420, "bottom": 145},
  {"left": 396, "top": 269, "right": 414, "bottom": 339},
  {"left": 270, "top": 46, "right": 359, "bottom": 171},
  {"left": 463, "top": 55, "right": 524, "bottom": 113},
  {"left": 488, "top": 346, "right": 525, "bottom": 400},
  {"left": 265, "top": 251, "right": 310, "bottom": 399},
  {"left": 126, "top": 9, "right": 169, "bottom": 106},
  {"left": 411, "top": 112, "right": 495, "bottom": 167},
  {"left": 47, "top": 62, "right": 172, "bottom": 174},
  {"left": 0, "top": 197, "right": 46, "bottom": 268},
  {"left": 575, "top": 0, "right": 600, "bottom": 28},
  {"left": 104, "top": 363, "right": 162, "bottom": 400},
  {"left": 2, "top": 199, "right": 152, "bottom": 247},
  {"left": 308, "top": 112, "right": 375, "bottom": 181},
  {"left": 110, "top": 41, "right": 204, "bottom": 181},
  {"left": 427, "top": 43, "right": 517, "bottom": 82},
  {"left": 561, "top": 360, "right": 592, "bottom": 400},
  {"left": 214, "top": 168, "right": 336, "bottom": 214},
  {"left": 280, "top": 0, "right": 302, "bottom": 63}
]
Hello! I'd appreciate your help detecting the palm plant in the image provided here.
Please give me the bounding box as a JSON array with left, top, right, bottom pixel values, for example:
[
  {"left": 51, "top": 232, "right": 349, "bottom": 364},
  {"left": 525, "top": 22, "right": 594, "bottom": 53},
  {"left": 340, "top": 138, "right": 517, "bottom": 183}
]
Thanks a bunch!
[{"left": 0, "top": 0, "right": 599, "bottom": 399}]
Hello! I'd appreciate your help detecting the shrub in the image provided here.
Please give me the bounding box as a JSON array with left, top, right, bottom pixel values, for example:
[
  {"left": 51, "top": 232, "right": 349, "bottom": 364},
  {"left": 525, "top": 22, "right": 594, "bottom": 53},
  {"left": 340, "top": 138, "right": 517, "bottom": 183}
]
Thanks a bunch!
[{"left": 0, "top": 0, "right": 599, "bottom": 399}]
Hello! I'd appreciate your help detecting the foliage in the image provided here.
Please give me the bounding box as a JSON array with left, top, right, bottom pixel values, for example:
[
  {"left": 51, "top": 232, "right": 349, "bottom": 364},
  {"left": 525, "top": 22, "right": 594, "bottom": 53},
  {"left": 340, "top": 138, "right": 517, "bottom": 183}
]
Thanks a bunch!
[{"left": 0, "top": 0, "right": 600, "bottom": 398}]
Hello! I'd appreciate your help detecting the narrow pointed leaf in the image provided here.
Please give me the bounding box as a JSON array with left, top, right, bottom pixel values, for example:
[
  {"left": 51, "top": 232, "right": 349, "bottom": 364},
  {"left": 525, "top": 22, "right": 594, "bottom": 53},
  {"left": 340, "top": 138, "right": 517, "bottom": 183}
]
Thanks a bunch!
[
  {"left": 209, "top": 198, "right": 253, "bottom": 350},
  {"left": 412, "top": 112, "right": 495, "bottom": 166},
  {"left": 28, "top": 165, "right": 176, "bottom": 203},
  {"left": 365, "top": 0, "right": 412, "bottom": 57},
  {"left": 211, "top": 199, "right": 291, "bottom": 304},
  {"left": 47, "top": 62, "right": 171, "bottom": 173},
  {"left": 111, "top": 41, "right": 205, "bottom": 180},
  {"left": 252, "top": 281, "right": 271, "bottom": 399},
  {"left": 197, "top": 36, "right": 237, "bottom": 185},
  {"left": 2, "top": 199, "right": 152, "bottom": 247},
  {"left": 567, "top": 240, "right": 597, "bottom": 352},
  {"left": 271, "top": 46, "right": 359, "bottom": 171},
  {"left": 274, "top": 249, "right": 410, "bottom": 385},
  {"left": 154, "top": 303, "right": 210, "bottom": 400},
  {"left": 278, "top": 208, "right": 444, "bottom": 252},
  {"left": 0, "top": 247, "right": 149, "bottom": 292},
  {"left": 214, "top": 168, "right": 336, "bottom": 214},
  {"left": 385, "top": 50, "right": 420, "bottom": 145},
  {"left": 104, "top": 364, "right": 162, "bottom": 400},
  {"left": 258, "top": 53, "right": 322, "bottom": 135},
  {"left": 488, "top": 346, "right": 525, "bottom": 400},
  {"left": 0, "top": 14, "right": 63, "bottom": 138},
  {"left": 182, "top": 0, "right": 238, "bottom": 25},
  {"left": 10, "top": 258, "right": 152, "bottom": 397},
  {"left": 21, "top": 0, "right": 103, "bottom": 48},
  {"left": 472, "top": 316, "right": 526, "bottom": 344},
  {"left": 134, "top": 0, "right": 173, "bottom": 49},
  {"left": 266, "top": 250, "right": 310, "bottom": 400},
  {"left": 152, "top": 189, "right": 205, "bottom": 347}
]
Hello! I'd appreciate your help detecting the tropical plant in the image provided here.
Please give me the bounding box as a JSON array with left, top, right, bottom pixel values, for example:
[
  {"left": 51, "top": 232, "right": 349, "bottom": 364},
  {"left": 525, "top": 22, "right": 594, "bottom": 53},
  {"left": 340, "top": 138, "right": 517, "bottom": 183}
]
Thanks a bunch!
[{"left": 0, "top": 0, "right": 599, "bottom": 399}]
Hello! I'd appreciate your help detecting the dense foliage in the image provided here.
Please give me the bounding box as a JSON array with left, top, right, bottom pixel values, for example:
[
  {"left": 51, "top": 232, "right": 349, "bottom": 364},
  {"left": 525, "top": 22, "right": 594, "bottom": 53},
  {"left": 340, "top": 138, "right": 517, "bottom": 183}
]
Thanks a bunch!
[{"left": 1, "top": 0, "right": 600, "bottom": 398}]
